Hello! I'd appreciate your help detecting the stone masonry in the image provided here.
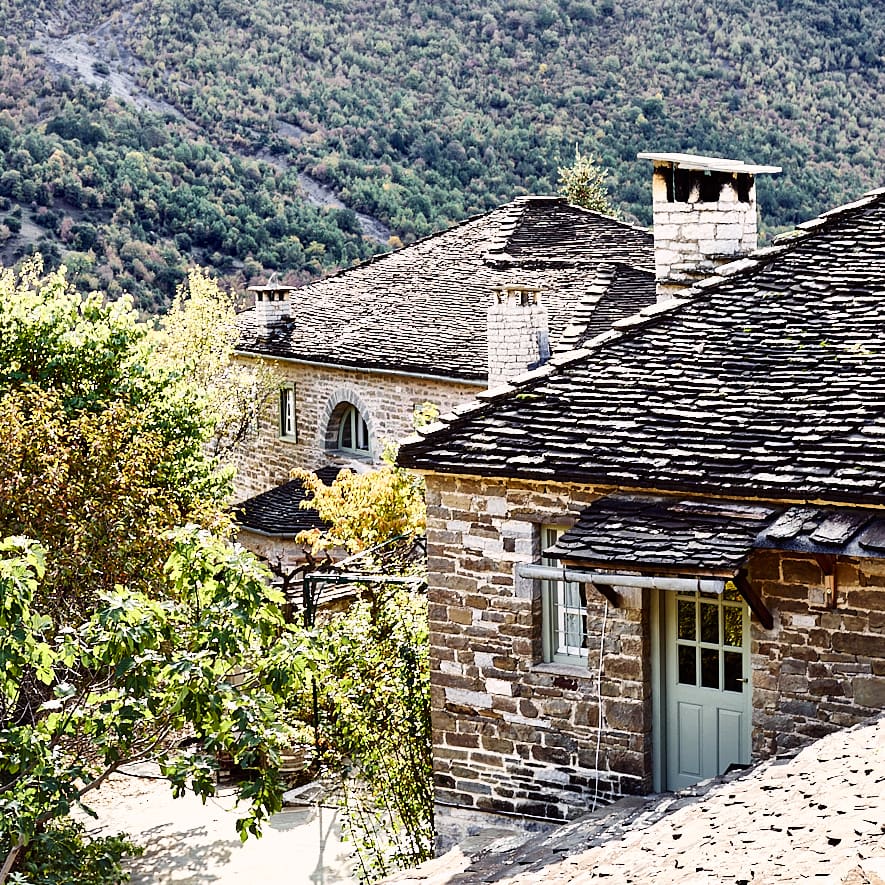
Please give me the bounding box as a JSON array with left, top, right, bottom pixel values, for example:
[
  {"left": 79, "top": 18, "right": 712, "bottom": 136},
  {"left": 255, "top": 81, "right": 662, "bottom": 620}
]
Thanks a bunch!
[
  {"left": 426, "top": 473, "right": 653, "bottom": 825},
  {"left": 426, "top": 472, "right": 885, "bottom": 828},
  {"left": 748, "top": 550, "right": 885, "bottom": 755},
  {"left": 230, "top": 356, "right": 480, "bottom": 502}
]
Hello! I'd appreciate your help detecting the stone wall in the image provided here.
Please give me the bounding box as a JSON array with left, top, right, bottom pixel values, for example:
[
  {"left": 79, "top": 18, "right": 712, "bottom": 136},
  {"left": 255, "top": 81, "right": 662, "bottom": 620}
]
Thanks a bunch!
[
  {"left": 425, "top": 472, "right": 885, "bottom": 830},
  {"left": 748, "top": 550, "right": 885, "bottom": 756},
  {"left": 229, "top": 357, "right": 480, "bottom": 502},
  {"left": 426, "top": 473, "right": 653, "bottom": 825}
]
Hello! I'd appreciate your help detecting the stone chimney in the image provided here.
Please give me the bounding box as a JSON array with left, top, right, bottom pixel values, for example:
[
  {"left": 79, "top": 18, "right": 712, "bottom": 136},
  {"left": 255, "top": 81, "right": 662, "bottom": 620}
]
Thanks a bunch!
[
  {"left": 487, "top": 284, "right": 550, "bottom": 388},
  {"left": 638, "top": 152, "right": 780, "bottom": 299},
  {"left": 248, "top": 281, "right": 298, "bottom": 331}
]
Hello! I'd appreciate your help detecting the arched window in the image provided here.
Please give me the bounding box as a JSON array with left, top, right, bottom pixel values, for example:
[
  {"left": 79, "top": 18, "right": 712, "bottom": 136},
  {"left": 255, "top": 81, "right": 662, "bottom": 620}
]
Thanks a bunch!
[{"left": 336, "top": 404, "right": 369, "bottom": 453}]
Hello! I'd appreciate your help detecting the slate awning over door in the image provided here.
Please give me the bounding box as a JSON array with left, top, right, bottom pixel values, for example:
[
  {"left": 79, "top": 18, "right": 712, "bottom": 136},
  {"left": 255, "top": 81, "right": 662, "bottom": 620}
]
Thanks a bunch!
[
  {"left": 544, "top": 494, "right": 885, "bottom": 577},
  {"left": 543, "top": 494, "right": 783, "bottom": 578}
]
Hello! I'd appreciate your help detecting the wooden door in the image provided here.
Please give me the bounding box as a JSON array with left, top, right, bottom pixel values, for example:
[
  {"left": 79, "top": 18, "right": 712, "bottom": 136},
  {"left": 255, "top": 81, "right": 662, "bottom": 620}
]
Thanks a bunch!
[{"left": 664, "top": 587, "right": 751, "bottom": 790}]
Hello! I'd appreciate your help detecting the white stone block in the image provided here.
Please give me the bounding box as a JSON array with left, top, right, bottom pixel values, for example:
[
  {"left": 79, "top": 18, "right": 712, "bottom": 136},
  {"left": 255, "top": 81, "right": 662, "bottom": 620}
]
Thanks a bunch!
[
  {"left": 440, "top": 660, "right": 464, "bottom": 676},
  {"left": 791, "top": 614, "right": 818, "bottom": 629},
  {"left": 714, "top": 223, "right": 745, "bottom": 240},
  {"left": 474, "top": 652, "right": 496, "bottom": 670},
  {"left": 445, "top": 687, "right": 492, "bottom": 709},
  {"left": 485, "top": 496, "right": 508, "bottom": 516},
  {"left": 485, "top": 678, "right": 513, "bottom": 697}
]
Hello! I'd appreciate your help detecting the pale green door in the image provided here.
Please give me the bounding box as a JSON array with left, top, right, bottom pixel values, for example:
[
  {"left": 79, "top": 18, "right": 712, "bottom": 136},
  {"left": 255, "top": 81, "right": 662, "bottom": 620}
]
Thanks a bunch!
[{"left": 664, "top": 588, "right": 751, "bottom": 790}]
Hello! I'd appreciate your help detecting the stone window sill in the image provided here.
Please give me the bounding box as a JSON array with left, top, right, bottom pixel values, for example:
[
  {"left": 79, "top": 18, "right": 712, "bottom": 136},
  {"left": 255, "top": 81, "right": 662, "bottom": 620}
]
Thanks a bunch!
[{"left": 531, "top": 661, "right": 594, "bottom": 680}]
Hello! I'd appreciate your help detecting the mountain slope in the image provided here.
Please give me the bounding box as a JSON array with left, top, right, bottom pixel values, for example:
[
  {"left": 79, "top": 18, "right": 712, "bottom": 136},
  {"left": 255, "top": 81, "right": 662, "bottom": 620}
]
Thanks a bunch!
[{"left": 1, "top": 0, "right": 883, "bottom": 309}]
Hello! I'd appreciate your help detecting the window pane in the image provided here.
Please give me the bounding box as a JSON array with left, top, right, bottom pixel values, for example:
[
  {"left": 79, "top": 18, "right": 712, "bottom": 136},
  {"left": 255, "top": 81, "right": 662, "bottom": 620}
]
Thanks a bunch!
[
  {"left": 724, "top": 651, "right": 744, "bottom": 693},
  {"left": 563, "top": 613, "right": 583, "bottom": 649},
  {"left": 677, "top": 599, "right": 695, "bottom": 640},
  {"left": 700, "top": 602, "right": 719, "bottom": 644},
  {"left": 701, "top": 648, "right": 719, "bottom": 689},
  {"left": 724, "top": 606, "right": 743, "bottom": 647},
  {"left": 357, "top": 416, "right": 369, "bottom": 450},
  {"left": 339, "top": 410, "right": 353, "bottom": 448},
  {"left": 563, "top": 581, "right": 582, "bottom": 607},
  {"left": 678, "top": 645, "right": 696, "bottom": 685}
]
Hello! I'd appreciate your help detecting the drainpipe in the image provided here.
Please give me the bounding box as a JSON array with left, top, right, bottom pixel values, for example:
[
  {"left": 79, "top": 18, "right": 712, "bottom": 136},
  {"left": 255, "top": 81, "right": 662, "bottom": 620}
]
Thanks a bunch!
[{"left": 516, "top": 563, "right": 725, "bottom": 595}]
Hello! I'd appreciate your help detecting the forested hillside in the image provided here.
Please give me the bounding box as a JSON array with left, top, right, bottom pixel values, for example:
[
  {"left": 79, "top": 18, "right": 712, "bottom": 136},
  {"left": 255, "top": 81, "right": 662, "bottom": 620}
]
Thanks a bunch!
[{"left": 1, "top": 0, "right": 883, "bottom": 310}]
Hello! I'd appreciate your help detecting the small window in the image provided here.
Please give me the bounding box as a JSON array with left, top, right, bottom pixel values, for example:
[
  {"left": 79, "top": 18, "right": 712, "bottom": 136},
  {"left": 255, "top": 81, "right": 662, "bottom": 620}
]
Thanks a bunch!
[
  {"left": 541, "top": 526, "right": 588, "bottom": 664},
  {"left": 279, "top": 384, "right": 296, "bottom": 441},
  {"left": 337, "top": 404, "right": 369, "bottom": 453}
]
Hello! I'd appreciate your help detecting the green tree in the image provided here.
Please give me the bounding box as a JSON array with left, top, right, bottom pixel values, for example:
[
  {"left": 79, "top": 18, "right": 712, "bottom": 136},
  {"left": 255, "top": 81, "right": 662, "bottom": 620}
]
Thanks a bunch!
[
  {"left": 557, "top": 146, "right": 616, "bottom": 215},
  {"left": 0, "top": 259, "right": 305, "bottom": 880},
  {"left": 148, "top": 268, "right": 278, "bottom": 457},
  {"left": 0, "top": 529, "right": 301, "bottom": 883},
  {"left": 0, "top": 259, "right": 230, "bottom": 621},
  {"left": 290, "top": 452, "right": 433, "bottom": 879}
]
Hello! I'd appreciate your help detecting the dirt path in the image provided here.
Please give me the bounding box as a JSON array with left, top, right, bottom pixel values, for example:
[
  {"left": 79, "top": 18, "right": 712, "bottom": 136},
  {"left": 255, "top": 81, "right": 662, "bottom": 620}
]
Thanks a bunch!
[{"left": 78, "top": 765, "right": 357, "bottom": 885}]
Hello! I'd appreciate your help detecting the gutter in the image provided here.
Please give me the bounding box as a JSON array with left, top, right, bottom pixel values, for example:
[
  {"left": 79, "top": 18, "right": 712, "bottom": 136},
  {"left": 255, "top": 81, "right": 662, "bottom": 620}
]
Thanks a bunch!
[{"left": 516, "top": 563, "right": 725, "bottom": 594}]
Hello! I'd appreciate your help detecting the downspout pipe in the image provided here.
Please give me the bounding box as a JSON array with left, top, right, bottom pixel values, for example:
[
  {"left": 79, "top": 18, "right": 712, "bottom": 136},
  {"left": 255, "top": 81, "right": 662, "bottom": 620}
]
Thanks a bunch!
[{"left": 516, "top": 563, "right": 725, "bottom": 595}]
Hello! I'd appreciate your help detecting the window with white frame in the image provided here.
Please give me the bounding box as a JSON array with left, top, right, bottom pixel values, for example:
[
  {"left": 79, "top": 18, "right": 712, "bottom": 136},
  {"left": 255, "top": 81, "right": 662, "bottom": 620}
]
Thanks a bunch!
[
  {"left": 279, "top": 383, "right": 296, "bottom": 441},
  {"left": 337, "top": 404, "right": 369, "bottom": 453},
  {"left": 540, "top": 525, "right": 589, "bottom": 664}
]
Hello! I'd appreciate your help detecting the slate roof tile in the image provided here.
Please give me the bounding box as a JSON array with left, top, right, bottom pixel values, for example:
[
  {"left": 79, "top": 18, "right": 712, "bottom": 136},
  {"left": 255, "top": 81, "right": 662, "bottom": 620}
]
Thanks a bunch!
[
  {"left": 233, "top": 466, "right": 342, "bottom": 536},
  {"left": 237, "top": 197, "right": 654, "bottom": 382},
  {"left": 399, "top": 190, "right": 885, "bottom": 505}
]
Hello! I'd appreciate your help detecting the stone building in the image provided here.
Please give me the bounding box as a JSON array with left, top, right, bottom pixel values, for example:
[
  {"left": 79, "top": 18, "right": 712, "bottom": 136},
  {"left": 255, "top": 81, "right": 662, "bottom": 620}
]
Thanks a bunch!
[
  {"left": 230, "top": 196, "right": 655, "bottom": 559},
  {"left": 398, "top": 167, "right": 885, "bottom": 836}
]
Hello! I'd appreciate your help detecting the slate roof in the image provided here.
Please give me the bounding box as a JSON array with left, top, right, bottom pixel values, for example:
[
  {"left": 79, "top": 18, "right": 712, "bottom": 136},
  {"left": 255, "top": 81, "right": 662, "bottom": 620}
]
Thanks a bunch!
[
  {"left": 545, "top": 493, "right": 885, "bottom": 576},
  {"left": 233, "top": 466, "right": 341, "bottom": 536},
  {"left": 237, "top": 197, "right": 654, "bottom": 382},
  {"left": 399, "top": 188, "right": 885, "bottom": 506},
  {"left": 388, "top": 716, "right": 885, "bottom": 885}
]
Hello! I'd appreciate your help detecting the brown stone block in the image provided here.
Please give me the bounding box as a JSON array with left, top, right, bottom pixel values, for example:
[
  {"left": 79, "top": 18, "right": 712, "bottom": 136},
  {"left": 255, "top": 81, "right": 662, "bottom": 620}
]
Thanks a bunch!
[
  {"left": 852, "top": 676, "right": 885, "bottom": 708},
  {"left": 531, "top": 744, "right": 570, "bottom": 765},
  {"left": 542, "top": 698, "right": 573, "bottom": 719},
  {"left": 780, "top": 558, "right": 822, "bottom": 584},
  {"left": 836, "top": 562, "right": 861, "bottom": 585},
  {"left": 468, "top": 752, "right": 504, "bottom": 768},
  {"left": 832, "top": 632, "right": 884, "bottom": 657},
  {"left": 860, "top": 571, "right": 885, "bottom": 588},
  {"left": 778, "top": 658, "right": 808, "bottom": 675},
  {"left": 445, "top": 732, "right": 479, "bottom": 748},
  {"left": 807, "top": 677, "right": 845, "bottom": 697},
  {"left": 778, "top": 674, "right": 809, "bottom": 693},
  {"left": 604, "top": 699, "right": 644, "bottom": 733},
  {"left": 481, "top": 735, "right": 515, "bottom": 754},
  {"left": 602, "top": 655, "right": 642, "bottom": 681},
  {"left": 490, "top": 697, "right": 518, "bottom": 714},
  {"left": 433, "top": 746, "right": 469, "bottom": 761},
  {"left": 808, "top": 629, "right": 832, "bottom": 649},
  {"left": 448, "top": 606, "right": 473, "bottom": 625},
  {"left": 845, "top": 588, "right": 885, "bottom": 609},
  {"left": 749, "top": 552, "right": 781, "bottom": 581}
]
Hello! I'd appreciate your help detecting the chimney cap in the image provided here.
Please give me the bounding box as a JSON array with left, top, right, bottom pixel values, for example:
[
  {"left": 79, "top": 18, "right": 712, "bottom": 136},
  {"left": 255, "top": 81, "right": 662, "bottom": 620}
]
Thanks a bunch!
[
  {"left": 247, "top": 283, "right": 298, "bottom": 293},
  {"left": 637, "top": 151, "right": 781, "bottom": 176}
]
